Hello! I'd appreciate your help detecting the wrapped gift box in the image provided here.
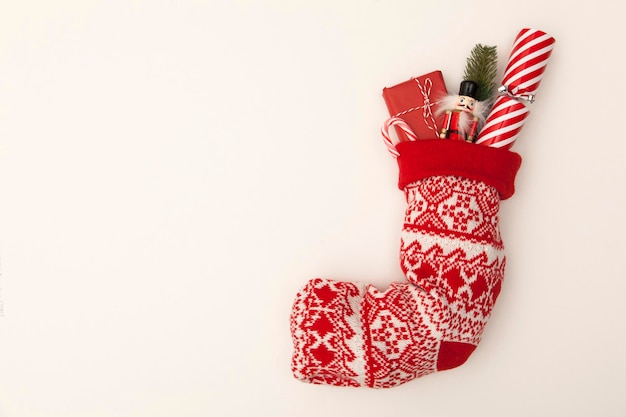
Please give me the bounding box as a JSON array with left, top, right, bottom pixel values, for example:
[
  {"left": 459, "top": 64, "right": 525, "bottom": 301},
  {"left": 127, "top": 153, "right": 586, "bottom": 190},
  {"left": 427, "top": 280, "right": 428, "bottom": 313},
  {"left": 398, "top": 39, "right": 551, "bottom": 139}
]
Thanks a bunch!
[{"left": 382, "top": 70, "right": 448, "bottom": 141}]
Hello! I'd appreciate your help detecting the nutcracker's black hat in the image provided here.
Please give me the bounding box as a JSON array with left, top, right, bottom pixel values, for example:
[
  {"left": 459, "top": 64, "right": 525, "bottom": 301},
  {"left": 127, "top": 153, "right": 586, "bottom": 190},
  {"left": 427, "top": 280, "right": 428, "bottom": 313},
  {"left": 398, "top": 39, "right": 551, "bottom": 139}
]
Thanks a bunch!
[{"left": 459, "top": 80, "right": 479, "bottom": 99}]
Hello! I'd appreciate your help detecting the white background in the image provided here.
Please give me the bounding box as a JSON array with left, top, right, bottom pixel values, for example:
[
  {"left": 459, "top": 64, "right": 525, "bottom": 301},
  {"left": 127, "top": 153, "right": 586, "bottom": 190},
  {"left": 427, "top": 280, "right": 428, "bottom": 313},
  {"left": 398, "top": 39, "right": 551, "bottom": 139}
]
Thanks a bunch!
[{"left": 1, "top": 1, "right": 625, "bottom": 416}]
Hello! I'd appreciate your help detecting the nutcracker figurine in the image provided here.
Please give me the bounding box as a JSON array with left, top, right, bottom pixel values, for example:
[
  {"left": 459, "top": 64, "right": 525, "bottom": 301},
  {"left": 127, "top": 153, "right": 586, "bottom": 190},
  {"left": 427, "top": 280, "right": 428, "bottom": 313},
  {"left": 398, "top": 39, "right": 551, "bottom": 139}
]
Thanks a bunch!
[{"left": 438, "top": 80, "right": 485, "bottom": 143}]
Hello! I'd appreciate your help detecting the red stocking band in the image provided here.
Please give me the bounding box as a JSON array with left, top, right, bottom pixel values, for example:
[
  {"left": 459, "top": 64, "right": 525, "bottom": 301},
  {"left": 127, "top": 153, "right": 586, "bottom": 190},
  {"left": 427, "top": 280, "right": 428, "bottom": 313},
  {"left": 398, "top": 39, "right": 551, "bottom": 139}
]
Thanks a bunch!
[
  {"left": 290, "top": 140, "right": 521, "bottom": 388},
  {"left": 396, "top": 139, "right": 521, "bottom": 200}
]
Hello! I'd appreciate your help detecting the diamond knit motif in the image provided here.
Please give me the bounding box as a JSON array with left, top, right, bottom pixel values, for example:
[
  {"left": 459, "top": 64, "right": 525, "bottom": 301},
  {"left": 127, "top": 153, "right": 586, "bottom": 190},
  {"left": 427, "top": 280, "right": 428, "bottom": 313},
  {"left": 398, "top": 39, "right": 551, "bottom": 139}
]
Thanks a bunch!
[
  {"left": 401, "top": 176, "right": 505, "bottom": 347},
  {"left": 291, "top": 278, "right": 366, "bottom": 387},
  {"left": 290, "top": 175, "right": 508, "bottom": 388},
  {"left": 290, "top": 140, "right": 521, "bottom": 388}
]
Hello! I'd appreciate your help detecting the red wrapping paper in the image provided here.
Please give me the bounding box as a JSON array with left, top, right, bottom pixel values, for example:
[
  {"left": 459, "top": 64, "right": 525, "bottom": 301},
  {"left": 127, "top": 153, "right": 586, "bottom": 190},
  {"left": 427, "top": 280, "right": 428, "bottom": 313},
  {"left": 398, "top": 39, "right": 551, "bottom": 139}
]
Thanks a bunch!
[{"left": 382, "top": 70, "right": 448, "bottom": 141}]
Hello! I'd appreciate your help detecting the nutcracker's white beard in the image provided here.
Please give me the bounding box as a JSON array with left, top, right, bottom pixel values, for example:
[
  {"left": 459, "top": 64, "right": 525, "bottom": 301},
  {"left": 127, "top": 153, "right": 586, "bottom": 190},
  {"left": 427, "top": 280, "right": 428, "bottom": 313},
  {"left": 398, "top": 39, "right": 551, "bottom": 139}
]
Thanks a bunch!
[{"left": 436, "top": 94, "right": 488, "bottom": 135}]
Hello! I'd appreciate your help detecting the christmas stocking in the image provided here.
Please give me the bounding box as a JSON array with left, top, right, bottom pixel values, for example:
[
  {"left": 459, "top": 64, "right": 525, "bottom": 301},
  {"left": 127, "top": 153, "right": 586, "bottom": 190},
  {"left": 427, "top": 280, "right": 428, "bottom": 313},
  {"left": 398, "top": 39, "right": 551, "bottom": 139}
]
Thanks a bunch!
[{"left": 290, "top": 139, "right": 521, "bottom": 388}]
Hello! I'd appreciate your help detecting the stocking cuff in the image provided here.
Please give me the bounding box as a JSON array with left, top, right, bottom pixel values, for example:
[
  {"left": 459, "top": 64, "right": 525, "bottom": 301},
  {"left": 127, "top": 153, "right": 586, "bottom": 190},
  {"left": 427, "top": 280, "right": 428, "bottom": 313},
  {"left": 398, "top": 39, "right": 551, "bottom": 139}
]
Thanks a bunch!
[{"left": 396, "top": 140, "right": 522, "bottom": 200}]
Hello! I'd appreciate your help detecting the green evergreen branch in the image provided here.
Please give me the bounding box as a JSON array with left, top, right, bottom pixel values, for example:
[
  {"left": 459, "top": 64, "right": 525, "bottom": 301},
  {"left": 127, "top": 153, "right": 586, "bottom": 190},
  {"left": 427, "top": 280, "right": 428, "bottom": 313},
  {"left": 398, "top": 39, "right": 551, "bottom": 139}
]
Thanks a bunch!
[{"left": 463, "top": 44, "right": 498, "bottom": 102}]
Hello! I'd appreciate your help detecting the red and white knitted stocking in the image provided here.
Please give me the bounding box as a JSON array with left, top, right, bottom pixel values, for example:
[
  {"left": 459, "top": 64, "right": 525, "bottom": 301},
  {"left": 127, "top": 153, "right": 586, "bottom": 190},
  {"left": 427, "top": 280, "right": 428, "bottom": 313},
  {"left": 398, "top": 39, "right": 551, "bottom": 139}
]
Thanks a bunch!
[{"left": 290, "top": 139, "right": 521, "bottom": 388}]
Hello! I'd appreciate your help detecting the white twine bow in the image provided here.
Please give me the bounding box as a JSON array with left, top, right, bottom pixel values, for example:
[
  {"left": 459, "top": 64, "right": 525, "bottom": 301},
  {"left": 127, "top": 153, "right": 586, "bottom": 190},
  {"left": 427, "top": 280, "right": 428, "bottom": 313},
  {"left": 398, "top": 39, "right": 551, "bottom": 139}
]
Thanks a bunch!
[
  {"left": 380, "top": 76, "right": 441, "bottom": 157},
  {"left": 390, "top": 77, "right": 440, "bottom": 136}
]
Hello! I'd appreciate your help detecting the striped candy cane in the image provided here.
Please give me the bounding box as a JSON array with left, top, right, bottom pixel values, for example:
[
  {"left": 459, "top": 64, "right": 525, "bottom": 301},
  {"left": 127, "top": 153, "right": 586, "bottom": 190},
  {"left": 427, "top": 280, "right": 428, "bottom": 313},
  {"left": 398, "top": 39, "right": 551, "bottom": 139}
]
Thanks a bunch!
[
  {"left": 476, "top": 28, "right": 555, "bottom": 149},
  {"left": 381, "top": 117, "right": 418, "bottom": 157}
]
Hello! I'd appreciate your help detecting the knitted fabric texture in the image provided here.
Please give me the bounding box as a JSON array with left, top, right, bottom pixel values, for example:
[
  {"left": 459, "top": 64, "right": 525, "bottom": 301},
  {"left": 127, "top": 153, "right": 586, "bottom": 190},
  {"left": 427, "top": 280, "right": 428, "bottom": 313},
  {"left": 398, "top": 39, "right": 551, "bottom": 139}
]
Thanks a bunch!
[{"left": 290, "top": 140, "right": 521, "bottom": 388}]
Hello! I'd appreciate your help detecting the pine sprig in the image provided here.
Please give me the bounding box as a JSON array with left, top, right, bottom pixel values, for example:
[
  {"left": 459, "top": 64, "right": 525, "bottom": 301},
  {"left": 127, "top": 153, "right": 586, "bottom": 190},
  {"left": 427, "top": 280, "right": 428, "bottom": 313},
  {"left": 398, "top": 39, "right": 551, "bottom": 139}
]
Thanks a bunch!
[{"left": 463, "top": 44, "right": 498, "bottom": 102}]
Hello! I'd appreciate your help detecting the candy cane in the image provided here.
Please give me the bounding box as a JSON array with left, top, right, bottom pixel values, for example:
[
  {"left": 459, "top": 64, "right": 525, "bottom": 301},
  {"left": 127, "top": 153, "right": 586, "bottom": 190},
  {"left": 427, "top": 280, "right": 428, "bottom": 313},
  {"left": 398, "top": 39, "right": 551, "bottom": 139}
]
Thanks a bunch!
[{"left": 381, "top": 117, "right": 418, "bottom": 157}]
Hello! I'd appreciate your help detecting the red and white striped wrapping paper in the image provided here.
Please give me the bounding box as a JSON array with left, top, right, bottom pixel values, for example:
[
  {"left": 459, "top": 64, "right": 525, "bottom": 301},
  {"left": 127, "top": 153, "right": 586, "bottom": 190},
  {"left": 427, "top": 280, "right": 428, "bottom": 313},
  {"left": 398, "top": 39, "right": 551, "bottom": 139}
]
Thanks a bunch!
[
  {"left": 474, "top": 96, "right": 530, "bottom": 149},
  {"left": 501, "top": 28, "right": 556, "bottom": 99},
  {"left": 476, "top": 29, "right": 555, "bottom": 149}
]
